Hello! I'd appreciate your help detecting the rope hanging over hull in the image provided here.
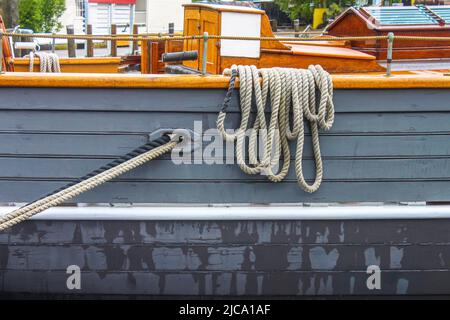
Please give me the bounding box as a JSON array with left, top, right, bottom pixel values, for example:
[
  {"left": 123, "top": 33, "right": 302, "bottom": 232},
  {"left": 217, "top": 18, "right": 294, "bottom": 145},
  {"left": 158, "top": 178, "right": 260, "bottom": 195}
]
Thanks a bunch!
[{"left": 217, "top": 65, "right": 335, "bottom": 193}]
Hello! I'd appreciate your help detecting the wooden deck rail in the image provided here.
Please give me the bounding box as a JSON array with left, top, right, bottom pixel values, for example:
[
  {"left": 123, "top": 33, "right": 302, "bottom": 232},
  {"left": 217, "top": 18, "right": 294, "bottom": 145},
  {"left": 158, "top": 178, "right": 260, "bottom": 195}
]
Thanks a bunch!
[{"left": 0, "top": 72, "right": 449, "bottom": 89}]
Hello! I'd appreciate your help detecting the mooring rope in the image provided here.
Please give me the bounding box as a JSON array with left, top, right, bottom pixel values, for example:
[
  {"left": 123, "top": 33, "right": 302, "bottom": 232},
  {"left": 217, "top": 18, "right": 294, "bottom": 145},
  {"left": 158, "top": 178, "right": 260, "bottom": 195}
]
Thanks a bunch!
[
  {"left": 28, "top": 51, "right": 61, "bottom": 73},
  {"left": 0, "top": 134, "right": 179, "bottom": 231},
  {"left": 217, "top": 65, "right": 334, "bottom": 193}
]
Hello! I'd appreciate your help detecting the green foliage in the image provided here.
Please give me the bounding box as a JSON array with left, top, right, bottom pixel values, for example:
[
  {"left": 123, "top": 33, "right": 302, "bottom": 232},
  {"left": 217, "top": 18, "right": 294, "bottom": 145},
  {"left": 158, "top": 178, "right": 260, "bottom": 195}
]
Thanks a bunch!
[
  {"left": 18, "top": 0, "right": 43, "bottom": 32},
  {"left": 18, "top": 0, "right": 65, "bottom": 32},
  {"left": 326, "top": 3, "right": 342, "bottom": 20},
  {"left": 41, "top": 0, "right": 65, "bottom": 32},
  {"left": 274, "top": 0, "right": 354, "bottom": 23}
]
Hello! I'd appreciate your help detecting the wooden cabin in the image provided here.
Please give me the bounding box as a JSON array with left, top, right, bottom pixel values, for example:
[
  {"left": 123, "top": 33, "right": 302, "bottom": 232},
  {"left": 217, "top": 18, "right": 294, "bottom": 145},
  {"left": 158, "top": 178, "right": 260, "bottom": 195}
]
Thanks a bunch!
[
  {"left": 141, "top": 3, "right": 384, "bottom": 74},
  {"left": 327, "top": 6, "right": 450, "bottom": 60},
  {"left": 181, "top": 3, "right": 384, "bottom": 73}
]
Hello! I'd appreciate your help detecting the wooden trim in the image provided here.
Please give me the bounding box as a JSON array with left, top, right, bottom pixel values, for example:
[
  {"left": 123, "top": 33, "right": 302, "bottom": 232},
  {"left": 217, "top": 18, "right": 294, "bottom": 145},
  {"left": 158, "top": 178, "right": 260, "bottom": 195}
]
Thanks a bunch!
[
  {"left": 150, "top": 42, "right": 159, "bottom": 74},
  {"left": 0, "top": 72, "right": 449, "bottom": 89},
  {"left": 328, "top": 6, "right": 450, "bottom": 32},
  {"left": 183, "top": 3, "right": 264, "bottom": 15},
  {"left": 14, "top": 57, "right": 122, "bottom": 66}
]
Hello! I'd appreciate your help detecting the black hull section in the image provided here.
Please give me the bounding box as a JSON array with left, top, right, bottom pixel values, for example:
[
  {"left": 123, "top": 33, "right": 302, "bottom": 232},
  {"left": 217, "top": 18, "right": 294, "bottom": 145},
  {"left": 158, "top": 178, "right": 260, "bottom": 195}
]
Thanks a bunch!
[{"left": 1, "top": 218, "right": 450, "bottom": 297}]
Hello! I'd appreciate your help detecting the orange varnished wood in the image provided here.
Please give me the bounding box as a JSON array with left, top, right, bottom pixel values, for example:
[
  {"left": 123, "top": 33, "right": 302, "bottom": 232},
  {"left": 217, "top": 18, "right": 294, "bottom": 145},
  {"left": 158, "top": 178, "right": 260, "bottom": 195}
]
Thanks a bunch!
[
  {"left": 183, "top": 8, "right": 202, "bottom": 70},
  {"left": 288, "top": 44, "right": 375, "bottom": 60},
  {"left": 220, "top": 57, "right": 260, "bottom": 71},
  {"left": 260, "top": 15, "right": 289, "bottom": 51},
  {"left": 220, "top": 51, "right": 384, "bottom": 73},
  {"left": 200, "top": 9, "right": 220, "bottom": 74},
  {"left": 178, "top": 5, "right": 383, "bottom": 74},
  {"left": 282, "top": 39, "right": 349, "bottom": 48},
  {"left": 13, "top": 57, "right": 122, "bottom": 73},
  {"left": 141, "top": 40, "right": 150, "bottom": 74},
  {"left": 258, "top": 51, "right": 385, "bottom": 73},
  {"left": 150, "top": 42, "right": 159, "bottom": 74},
  {"left": 0, "top": 15, "right": 14, "bottom": 71},
  {"left": 183, "top": 3, "right": 264, "bottom": 15},
  {"left": 0, "top": 71, "right": 449, "bottom": 89}
]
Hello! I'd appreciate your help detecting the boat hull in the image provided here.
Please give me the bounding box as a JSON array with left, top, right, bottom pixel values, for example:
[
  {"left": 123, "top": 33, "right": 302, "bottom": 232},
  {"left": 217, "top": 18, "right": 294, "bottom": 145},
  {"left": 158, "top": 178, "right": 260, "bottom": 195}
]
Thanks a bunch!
[
  {"left": 2, "top": 217, "right": 450, "bottom": 297},
  {"left": 1, "top": 73, "right": 450, "bottom": 297}
]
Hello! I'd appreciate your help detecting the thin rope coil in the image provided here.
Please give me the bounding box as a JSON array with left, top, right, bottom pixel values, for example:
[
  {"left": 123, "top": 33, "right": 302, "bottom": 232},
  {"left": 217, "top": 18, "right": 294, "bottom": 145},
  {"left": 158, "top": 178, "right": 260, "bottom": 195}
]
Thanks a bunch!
[
  {"left": 217, "top": 65, "right": 334, "bottom": 193},
  {"left": 0, "top": 136, "right": 178, "bottom": 231},
  {"left": 28, "top": 51, "right": 61, "bottom": 73}
]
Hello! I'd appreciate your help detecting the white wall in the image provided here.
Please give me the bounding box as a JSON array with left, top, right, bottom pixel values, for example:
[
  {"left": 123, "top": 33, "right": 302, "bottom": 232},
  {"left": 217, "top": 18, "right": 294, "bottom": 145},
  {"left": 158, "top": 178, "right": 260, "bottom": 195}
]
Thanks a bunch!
[
  {"left": 146, "top": 0, "right": 190, "bottom": 33},
  {"left": 59, "top": 0, "right": 85, "bottom": 34}
]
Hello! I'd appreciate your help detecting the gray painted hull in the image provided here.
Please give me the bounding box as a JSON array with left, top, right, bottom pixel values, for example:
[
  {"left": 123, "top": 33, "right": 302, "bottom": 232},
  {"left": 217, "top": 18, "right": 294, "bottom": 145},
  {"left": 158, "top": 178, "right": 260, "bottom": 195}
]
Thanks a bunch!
[{"left": 1, "top": 85, "right": 450, "bottom": 297}]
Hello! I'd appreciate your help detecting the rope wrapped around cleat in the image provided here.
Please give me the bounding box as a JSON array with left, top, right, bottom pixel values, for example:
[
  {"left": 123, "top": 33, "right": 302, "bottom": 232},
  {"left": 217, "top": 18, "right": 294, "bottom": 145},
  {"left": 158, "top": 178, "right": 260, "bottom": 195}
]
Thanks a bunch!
[
  {"left": 0, "top": 134, "right": 179, "bottom": 231},
  {"left": 217, "top": 65, "right": 335, "bottom": 193}
]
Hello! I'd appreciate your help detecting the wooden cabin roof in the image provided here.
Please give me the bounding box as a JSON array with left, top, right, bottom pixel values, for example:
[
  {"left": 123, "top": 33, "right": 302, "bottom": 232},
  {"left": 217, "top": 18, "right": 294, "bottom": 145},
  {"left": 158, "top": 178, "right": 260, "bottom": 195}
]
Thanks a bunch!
[
  {"left": 328, "top": 6, "right": 450, "bottom": 32},
  {"left": 288, "top": 44, "right": 376, "bottom": 60},
  {"left": 182, "top": 3, "right": 265, "bottom": 15}
]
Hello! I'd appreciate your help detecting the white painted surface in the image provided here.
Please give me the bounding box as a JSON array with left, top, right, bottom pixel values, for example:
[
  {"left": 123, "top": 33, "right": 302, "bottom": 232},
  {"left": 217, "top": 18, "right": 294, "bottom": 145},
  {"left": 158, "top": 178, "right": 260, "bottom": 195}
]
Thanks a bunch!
[
  {"left": 220, "top": 12, "right": 261, "bottom": 58},
  {"left": 2, "top": 205, "right": 450, "bottom": 221},
  {"left": 146, "top": 0, "right": 190, "bottom": 33},
  {"left": 88, "top": 3, "right": 133, "bottom": 35},
  {"left": 59, "top": 0, "right": 85, "bottom": 33}
]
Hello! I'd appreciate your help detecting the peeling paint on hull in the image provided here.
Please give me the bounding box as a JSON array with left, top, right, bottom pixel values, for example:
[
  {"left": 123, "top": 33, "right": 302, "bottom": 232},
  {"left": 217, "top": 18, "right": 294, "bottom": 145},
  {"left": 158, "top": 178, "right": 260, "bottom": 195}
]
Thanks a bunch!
[{"left": 2, "top": 219, "right": 450, "bottom": 296}]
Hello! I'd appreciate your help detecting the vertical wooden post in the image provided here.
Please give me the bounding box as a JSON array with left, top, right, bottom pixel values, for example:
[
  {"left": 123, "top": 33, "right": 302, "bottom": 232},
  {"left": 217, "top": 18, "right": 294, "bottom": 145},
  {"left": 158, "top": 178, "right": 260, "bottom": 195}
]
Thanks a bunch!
[
  {"left": 294, "top": 19, "right": 300, "bottom": 38},
  {"left": 67, "top": 25, "right": 76, "bottom": 57},
  {"left": 0, "top": 31, "right": 4, "bottom": 73},
  {"left": 150, "top": 41, "right": 159, "bottom": 74},
  {"left": 110, "top": 24, "right": 117, "bottom": 57},
  {"left": 140, "top": 38, "right": 149, "bottom": 74},
  {"left": 86, "top": 24, "right": 94, "bottom": 57},
  {"left": 132, "top": 24, "right": 139, "bottom": 53}
]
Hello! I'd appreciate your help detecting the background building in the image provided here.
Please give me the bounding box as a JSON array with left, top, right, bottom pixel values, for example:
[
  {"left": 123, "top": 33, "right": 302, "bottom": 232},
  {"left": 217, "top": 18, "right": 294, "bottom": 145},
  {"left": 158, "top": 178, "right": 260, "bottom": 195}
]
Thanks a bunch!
[{"left": 59, "top": 0, "right": 189, "bottom": 34}]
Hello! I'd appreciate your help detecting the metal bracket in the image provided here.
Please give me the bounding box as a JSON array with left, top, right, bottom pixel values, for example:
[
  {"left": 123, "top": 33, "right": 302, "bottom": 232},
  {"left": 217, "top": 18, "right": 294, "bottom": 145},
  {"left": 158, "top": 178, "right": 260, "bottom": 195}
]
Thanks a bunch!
[
  {"left": 202, "top": 32, "right": 208, "bottom": 75},
  {"left": 149, "top": 128, "right": 201, "bottom": 154},
  {"left": 386, "top": 32, "right": 394, "bottom": 77}
]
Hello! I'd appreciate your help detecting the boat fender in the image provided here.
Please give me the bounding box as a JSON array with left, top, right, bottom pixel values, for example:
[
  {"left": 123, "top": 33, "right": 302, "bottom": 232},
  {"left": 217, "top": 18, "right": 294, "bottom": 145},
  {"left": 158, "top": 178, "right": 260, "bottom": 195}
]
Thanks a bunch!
[{"left": 162, "top": 51, "right": 198, "bottom": 63}]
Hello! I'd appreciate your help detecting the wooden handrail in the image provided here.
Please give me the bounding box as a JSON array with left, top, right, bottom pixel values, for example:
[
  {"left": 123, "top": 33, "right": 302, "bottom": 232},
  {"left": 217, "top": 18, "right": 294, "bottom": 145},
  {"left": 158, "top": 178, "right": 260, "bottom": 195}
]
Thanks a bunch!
[{"left": 0, "top": 72, "right": 449, "bottom": 89}]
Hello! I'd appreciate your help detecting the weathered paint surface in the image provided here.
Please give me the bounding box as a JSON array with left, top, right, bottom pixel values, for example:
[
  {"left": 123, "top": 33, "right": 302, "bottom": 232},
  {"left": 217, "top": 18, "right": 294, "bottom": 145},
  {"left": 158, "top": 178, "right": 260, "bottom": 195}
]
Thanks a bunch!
[
  {"left": 1, "top": 86, "right": 450, "bottom": 296},
  {"left": 1, "top": 219, "right": 450, "bottom": 296},
  {"left": 0, "top": 87, "right": 450, "bottom": 203}
]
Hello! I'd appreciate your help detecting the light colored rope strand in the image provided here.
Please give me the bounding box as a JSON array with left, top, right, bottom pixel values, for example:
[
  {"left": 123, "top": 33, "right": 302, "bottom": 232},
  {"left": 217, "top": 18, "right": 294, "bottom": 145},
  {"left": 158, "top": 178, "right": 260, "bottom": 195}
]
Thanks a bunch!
[
  {"left": 0, "top": 140, "right": 178, "bottom": 231},
  {"left": 217, "top": 65, "right": 335, "bottom": 193},
  {"left": 29, "top": 52, "right": 61, "bottom": 73}
]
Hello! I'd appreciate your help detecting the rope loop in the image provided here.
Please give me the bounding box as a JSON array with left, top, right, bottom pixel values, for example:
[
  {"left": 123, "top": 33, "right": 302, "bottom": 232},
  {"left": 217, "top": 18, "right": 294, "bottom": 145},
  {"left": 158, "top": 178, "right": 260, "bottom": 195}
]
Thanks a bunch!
[
  {"left": 28, "top": 52, "right": 61, "bottom": 73},
  {"left": 217, "top": 65, "right": 335, "bottom": 193}
]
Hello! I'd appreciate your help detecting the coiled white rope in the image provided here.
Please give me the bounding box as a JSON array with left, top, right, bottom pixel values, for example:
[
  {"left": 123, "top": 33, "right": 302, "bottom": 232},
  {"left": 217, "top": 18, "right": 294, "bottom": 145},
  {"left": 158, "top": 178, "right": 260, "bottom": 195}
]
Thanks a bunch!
[
  {"left": 28, "top": 51, "right": 61, "bottom": 73},
  {"left": 217, "top": 65, "right": 335, "bottom": 193}
]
